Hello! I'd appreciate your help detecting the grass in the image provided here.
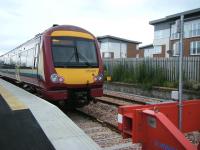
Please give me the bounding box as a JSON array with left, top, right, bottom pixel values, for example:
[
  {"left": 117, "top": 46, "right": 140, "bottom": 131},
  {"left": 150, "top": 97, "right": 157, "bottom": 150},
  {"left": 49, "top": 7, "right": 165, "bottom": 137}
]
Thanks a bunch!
[{"left": 107, "top": 62, "right": 200, "bottom": 91}]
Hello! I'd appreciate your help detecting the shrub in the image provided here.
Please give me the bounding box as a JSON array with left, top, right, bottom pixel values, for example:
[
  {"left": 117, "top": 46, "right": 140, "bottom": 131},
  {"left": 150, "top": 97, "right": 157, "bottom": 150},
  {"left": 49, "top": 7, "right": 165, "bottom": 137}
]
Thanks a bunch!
[
  {"left": 162, "top": 81, "right": 178, "bottom": 88},
  {"left": 112, "top": 64, "right": 124, "bottom": 81},
  {"left": 110, "top": 61, "right": 200, "bottom": 91},
  {"left": 184, "top": 80, "right": 200, "bottom": 90},
  {"left": 111, "top": 62, "right": 167, "bottom": 90}
]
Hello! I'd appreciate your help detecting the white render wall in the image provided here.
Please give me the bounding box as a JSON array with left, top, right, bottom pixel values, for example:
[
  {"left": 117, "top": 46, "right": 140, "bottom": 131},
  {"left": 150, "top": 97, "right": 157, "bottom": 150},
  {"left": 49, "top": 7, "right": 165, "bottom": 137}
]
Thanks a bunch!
[
  {"left": 153, "top": 28, "right": 170, "bottom": 58},
  {"left": 100, "top": 40, "right": 127, "bottom": 58}
]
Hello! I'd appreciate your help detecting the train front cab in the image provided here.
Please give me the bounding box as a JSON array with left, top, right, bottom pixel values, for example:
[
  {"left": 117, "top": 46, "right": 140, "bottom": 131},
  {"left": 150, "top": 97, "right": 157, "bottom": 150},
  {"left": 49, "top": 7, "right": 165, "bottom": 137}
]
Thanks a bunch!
[{"left": 41, "top": 26, "right": 103, "bottom": 106}]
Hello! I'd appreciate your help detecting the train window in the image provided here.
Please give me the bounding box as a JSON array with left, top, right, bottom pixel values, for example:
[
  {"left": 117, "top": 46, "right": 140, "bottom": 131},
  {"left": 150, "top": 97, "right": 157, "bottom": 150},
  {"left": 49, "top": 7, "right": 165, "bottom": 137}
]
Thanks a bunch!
[
  {"left": 27, "top": 48, "right": 34, "bottom": 68},
  {"left": 20, "top": 51, "right": 27, "bottom": 68},
  {"left": 5, "top": 55, "right": 9, "bottom": 65},
  {"left": 34, "top": 44, "right": 39, "bottom": 57},
  {"left": 76, "top": 40, "right": 97, "bottom": 65},
  {"left": 2, "top": 56, "right": 5, "bottom": 65},
  {"left": 52, "top": 46, "right": 76, "bottom": 66},
  {"left": 0, "top": 57, "right": 3, "bottom": 63},
  {"left": 9, "top": 55, "right": 16, "bottom": 69},
  {"left": 13, "top": 54, "right": 18, "bottom": 65},
  {"left": 52, "top": 38, "right": 76, "bottom": 67},
  {"left": 34, "top": 44, "right": 39, "bottom": 68},
  {"left": 51, "top": 37, "right": 98, "bottom": 67},
  {"left": 52, "top": 38, "right": 74, "bottom": 46},
  {"left": 0, "top": 56, "right": 4, "bottom": 68}
]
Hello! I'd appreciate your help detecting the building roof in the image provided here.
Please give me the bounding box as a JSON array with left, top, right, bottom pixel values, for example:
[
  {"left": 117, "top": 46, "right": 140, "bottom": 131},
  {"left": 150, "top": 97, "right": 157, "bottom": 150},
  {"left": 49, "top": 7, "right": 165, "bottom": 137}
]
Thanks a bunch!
[
  {"left": 149, "top": 8, "right": 200, "bottom": 25},
  {"left": 97, "top": 35, "right": 141, "bottom": 44},
  {"left": 139, "top": 44, "right": 153, "bottom": 49}
]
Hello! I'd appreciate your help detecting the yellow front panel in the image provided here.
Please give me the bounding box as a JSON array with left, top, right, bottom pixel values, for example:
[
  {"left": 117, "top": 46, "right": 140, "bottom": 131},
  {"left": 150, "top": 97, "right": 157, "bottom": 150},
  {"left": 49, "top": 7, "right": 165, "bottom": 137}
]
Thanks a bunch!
[
  {"left": 55, "top": 68, "right": 99, "bottom": 84},
  {"left": 51, "top": 31, "right": 94, "bottom": 39}
]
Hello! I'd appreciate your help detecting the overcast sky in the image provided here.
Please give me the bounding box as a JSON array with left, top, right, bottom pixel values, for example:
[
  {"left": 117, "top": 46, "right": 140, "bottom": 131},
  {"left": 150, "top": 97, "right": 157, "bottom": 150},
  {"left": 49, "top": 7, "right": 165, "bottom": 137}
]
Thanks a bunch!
[{"left": 0, "top": 0, "right": 200, "bottom": 55}]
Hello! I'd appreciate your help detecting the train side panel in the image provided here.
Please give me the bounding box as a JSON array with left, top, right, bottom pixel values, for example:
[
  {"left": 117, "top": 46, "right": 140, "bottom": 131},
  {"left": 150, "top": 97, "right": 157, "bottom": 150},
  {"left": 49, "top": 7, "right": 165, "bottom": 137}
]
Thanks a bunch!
[{"left": 0, "top": 36, "right": 42, "bottom": 87}]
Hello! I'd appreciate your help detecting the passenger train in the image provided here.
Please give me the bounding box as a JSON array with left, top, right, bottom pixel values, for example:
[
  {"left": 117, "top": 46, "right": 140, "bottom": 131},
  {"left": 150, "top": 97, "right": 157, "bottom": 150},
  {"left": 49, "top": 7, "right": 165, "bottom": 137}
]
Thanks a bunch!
[{"left": 0, "top": 25, "right": 103, "bottom": 107}]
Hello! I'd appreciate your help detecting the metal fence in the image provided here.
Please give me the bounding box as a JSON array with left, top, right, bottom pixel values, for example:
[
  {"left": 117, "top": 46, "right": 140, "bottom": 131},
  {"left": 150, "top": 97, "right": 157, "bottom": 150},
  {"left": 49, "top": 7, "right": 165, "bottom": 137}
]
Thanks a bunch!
[{"left": 103, "top": 57, "right": 200, "bottom": 82}]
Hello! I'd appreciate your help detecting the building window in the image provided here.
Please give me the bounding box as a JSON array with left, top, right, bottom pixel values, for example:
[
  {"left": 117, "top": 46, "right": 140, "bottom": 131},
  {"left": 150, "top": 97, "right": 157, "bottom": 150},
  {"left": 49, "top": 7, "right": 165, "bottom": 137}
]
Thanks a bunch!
[
  {"left": 190, "top": 41, "right": 200, "bottom": 55},
  {"left": 136, "top": 45, "right": 139, "bottom": 50},
  {"left": 154, "top": 46, "right": 162, "bottom": 54},
  {"left": 102, "top": 52, "right": 114, "bottom": 59},
  {"left": 154, "top": 29, "right": 170, "bottom": 39},
  {"left": 171, "top": 24, "right": 180, "bottom": 40},
  {"left": 184, "top": 19, "right": 200, "bottom": 38},
  {"left": 144, "top": 46, "right": 161, "bottom": 58},
  {"left": 172, "top": 41, "right": 179, "bottom": 56},
  {"left": 144, "top": 48, "right": 154, "bottom": 58}
]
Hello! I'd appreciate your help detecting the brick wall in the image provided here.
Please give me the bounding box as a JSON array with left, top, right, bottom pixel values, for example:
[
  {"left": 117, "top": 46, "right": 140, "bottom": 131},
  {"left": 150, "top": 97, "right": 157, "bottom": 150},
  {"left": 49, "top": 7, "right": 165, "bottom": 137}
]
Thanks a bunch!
[
  {"left": 153, "top": 45, "right": 166, "bottom": 57},
  {"left": 170, "top": 37, "right": 200, "bottom": 57},
  {"left": 127, "top": 43, "right": 138, "bottom": 58}
]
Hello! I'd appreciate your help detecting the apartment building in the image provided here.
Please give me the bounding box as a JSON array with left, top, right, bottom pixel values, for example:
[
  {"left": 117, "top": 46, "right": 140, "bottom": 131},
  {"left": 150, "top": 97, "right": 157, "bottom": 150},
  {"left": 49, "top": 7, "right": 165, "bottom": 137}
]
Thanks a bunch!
[
  {"left": 150, "top": 8, "right": 200, "bottom": 57},
  {"left": 97, "top": 35, "right": 141, "bottom": 59}
]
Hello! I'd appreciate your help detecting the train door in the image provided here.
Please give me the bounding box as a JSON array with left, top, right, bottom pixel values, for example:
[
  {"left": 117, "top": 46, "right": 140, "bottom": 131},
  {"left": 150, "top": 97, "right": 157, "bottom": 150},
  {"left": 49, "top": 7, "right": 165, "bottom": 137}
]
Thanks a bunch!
[
  {"left": 16, "top": 53, "right": 21, "bottom": 82},
  {"left": 34, "top": 43, "right": 39, "bottom": 82}
]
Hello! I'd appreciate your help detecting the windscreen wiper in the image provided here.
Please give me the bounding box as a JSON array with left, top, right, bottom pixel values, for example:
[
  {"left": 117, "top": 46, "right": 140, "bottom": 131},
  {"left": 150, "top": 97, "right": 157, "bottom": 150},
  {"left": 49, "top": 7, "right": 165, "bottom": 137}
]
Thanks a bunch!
[{"left": 75, "top": 47, "right": 92, "bottom": 67}]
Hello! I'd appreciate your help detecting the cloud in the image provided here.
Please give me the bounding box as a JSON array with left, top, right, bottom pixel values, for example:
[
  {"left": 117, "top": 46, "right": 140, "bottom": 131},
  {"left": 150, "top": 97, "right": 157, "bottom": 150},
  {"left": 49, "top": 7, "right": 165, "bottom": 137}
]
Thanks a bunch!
[{"left": 0, "top": 0, "right": 199, "bottom": 56}]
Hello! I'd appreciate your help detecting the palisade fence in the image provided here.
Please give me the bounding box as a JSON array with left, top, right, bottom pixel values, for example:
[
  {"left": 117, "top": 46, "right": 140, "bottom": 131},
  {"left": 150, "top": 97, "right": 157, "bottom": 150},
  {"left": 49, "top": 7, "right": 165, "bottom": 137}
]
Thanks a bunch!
[{"left": 103, "top": 57, "right": 200, "bottom": 82}]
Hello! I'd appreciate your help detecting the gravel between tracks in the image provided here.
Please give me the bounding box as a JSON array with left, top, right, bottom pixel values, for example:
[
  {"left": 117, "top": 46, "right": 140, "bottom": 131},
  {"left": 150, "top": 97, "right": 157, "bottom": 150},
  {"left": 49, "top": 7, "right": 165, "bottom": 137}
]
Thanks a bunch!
[
  {"left": 78, "top": 102, "right": 119, "bottom": 127},
  {"left": 77, "top": 101, "right": 200, "bottom": 147},
  {"left": 68, "top": 111, "right": 142, "bottom": 150}
]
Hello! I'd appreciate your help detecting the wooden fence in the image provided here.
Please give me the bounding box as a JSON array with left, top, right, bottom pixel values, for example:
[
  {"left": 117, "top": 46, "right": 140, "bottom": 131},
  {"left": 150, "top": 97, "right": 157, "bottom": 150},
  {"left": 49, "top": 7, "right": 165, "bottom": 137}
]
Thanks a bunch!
[{"left": 103, "top": 57, "right": 200, "bottom": 82}]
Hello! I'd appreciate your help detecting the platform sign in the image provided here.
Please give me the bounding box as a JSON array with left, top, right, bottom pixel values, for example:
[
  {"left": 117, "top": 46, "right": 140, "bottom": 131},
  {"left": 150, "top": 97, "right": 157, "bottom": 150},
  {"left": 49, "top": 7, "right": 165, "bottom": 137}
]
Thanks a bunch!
[
  {"left": 171, "top": 91, "right": 178, "bottom": 100},
  {"left": 117, "top": 114, "right": 123, "bottom": 124}
]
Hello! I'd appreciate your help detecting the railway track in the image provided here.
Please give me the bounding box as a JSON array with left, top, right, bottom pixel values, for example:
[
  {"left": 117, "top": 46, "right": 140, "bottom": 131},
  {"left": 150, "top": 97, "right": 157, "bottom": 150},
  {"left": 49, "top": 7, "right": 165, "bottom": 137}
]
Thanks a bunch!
[
  {"left": 3, "top": 78, "right": 199, "bottom": 147},
  {"left": 95, "top": 90, "right": 169, "bottom": 106},
  {"left": 63, "top": 93, "right": 138, "bottom": 149},
  {"left": 75, "top": 90, "right": 159, "bottom": 131},
  {"left": 75, "top": 91, "right": 200, "bottom": 148},
  {"left": 95, "top": 96, "right": 134, "bottom": 106},
  {"left": 67, "top": 90, "right": 167, "bottom": 130},
  {"left": 67, "top": 111, "right": 142, "bottom": 150}
]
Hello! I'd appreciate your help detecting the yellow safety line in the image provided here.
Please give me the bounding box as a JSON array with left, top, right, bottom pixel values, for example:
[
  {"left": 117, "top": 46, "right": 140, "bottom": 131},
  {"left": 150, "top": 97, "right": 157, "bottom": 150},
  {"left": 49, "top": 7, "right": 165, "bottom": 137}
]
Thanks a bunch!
[{"left": 0, "top": 85, "right": 27, "bottom": 110}]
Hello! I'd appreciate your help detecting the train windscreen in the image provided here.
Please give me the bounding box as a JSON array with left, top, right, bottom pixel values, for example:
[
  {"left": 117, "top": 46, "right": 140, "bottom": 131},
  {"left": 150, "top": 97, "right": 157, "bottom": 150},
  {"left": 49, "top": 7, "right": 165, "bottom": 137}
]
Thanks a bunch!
[{"left": 52, "top": 37, "right": 98, "bottom": 67}]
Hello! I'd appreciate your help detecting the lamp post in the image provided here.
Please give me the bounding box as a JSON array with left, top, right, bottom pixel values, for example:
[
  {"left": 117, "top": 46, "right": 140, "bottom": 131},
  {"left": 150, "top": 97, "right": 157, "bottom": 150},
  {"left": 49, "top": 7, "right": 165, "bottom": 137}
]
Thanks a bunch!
[{"left": 178, "top": 14, "right": 184, "bottom": 130}]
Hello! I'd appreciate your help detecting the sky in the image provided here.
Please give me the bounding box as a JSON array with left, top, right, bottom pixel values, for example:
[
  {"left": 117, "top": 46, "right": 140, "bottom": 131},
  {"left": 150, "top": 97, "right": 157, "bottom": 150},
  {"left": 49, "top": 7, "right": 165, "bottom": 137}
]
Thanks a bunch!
[{"left": 0, "top": 0, "right": 200, "bottom": 55}]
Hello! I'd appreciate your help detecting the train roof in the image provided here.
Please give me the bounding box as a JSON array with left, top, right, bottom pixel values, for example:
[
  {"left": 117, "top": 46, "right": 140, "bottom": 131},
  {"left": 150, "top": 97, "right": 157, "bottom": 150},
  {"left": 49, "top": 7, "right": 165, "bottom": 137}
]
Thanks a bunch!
[
  {"left": 0, "top": 25, "right": 94, "bottom": 57},
  {"left": 42, "top": 25, "right": 93, "bottom": 36}
]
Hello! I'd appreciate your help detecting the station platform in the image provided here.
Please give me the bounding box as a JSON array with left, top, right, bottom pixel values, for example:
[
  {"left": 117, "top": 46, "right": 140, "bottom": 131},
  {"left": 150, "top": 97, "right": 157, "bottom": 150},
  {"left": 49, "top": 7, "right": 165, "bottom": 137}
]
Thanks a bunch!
[{"left": 0, "top": 79, "right": 101, "bottom": 150}]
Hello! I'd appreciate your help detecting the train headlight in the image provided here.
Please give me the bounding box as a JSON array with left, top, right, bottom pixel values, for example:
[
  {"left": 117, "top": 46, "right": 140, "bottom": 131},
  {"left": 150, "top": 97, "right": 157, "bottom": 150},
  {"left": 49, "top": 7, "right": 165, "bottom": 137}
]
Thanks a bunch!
[
  {"left": 50, "top": 74, "right": 65, "bottom": 83},
  {"left": 58, "top": 76, "right": 64, "bottom": 83},
  {"left": 93, "top": 76, "right": 97, "bottom": 81},
  {"left": 94, "top": 73, "right": 103, "bottom": 82},
  {"left": 97, "top": 73, "right": 103, "bottom": 81},
  {"left": 50, "top": 74, "right": 59, "bottom": 83}
]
